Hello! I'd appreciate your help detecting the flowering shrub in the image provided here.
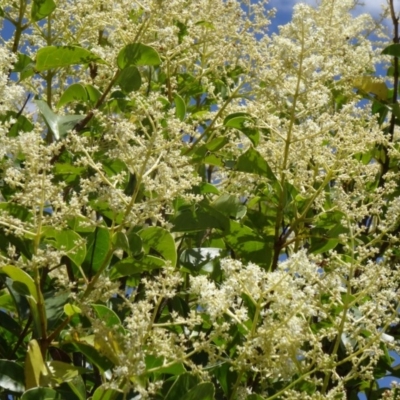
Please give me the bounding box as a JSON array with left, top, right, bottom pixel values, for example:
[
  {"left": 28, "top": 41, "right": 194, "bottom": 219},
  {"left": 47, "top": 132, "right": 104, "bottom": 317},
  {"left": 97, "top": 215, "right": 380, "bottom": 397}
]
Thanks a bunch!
[{"left": 0, "top": 0, "right": 400, "bottom": 399}]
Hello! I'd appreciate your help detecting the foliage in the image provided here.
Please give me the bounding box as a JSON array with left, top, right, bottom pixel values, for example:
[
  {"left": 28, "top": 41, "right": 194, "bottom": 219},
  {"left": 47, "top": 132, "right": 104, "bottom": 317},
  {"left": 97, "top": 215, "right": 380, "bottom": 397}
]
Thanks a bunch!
[{"left": 0, "top": 0, "right": 400, "bottom": 399}]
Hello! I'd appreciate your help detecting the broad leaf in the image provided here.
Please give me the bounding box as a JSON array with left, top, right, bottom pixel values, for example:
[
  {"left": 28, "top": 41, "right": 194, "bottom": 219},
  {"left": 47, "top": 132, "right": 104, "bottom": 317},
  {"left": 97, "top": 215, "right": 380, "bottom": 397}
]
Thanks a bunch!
[
  {"left": 139, "top": 227, "right": 177, "bottom": 266},
  {"left": 21, "top": 387, "right": 62, "bottom": 400},
  {"left": 236, "top": 147, "right": 276, "bottom": 180},
  {"left": 117, "top": 43, "right": 161, "bottom": 69},
  {"left": 174, "top": 94, "right": 186, "bottom": 121},
  {"left": 57, "top": 84, "right": 88, "bottom": 108},
  {"left": 35, "top": 100, "right": 85, "bottom": 140},
  {"left": 224, "top": 112, "right": 259, "bottom": 146},
  {"left": 36, "top": 46, "right": 104, "bottom": 71},
  {"left": 31, "top": 0, "right": 56, "bottom": 21},
  {"left": 0, "top": 265, "right": 38, "bottom": 301},
  {"left": 116, "top": 66, "right": 141, "bottom": 93},
  {"left": 25, "top": 339, "right": 49, "bottom": 389},
  {"left": 0, "top": 359, "right": 25, "bottom": 393},
  {"left": 110, "top": 255, "right": 165, "bottom": 280}
]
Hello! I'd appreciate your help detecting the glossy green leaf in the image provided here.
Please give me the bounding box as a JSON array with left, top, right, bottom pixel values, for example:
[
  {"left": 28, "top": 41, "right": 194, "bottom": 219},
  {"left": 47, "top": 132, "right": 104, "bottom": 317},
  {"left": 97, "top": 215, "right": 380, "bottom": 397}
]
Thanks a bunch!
[
  {"left": 126, "top": 231, "right": 142, "bottom": 255},
  {"left": 180, "top": 248, "right": 222, "bottom": 273},
  {"left": 82, "top": 226, "right": 110, "bottom": 275},
  {"left": 382, "top": 43, "right": 400, "bottom": 57},
  {"left": 0, "top": 202, "right": 33, "bottom": 222},
  {"left": 110, "top": 255, "right": 165, "bottom": 280},
  {"left": 92, "top": 304, "right": 121, "bottom": 328},
  {"left": 145, "top": 355, "right": 186, "bottom": 375},
  {"left": 116, "top": 66, "right": 141, "bottom": 93},
  {"left": 185, "top": 382, "right": 215, "bottom": 400},
  {"left": 64, "top": 304, "right": 82, "bottom": 316},
  {"left": 174, "top": 94, "right": 186, "bottom": 121},
  {"left": 35, "top": 100, "right": 85, "bottom": 140},
  {"left": 172, "top": 205, "right": 229, "bottom": 233},
  {"left": 164, "top": 373, "right": 199, "bottom": 400},
  {"left": 67, "top": 215, "right": 96, "bottom": 233},
  {"left": 139, "top": 226, "right": 177, "bottom": 266},
  {"left": 57, "top": 84, "right": 88, "bottom": 108},
  {"left": 31, "top": 0, "right": 56, "bottom": 21},
  {"left": 92, "top": 386, "right": 123, "bottom": 400},
  {"left": 36, "top": 46, "right": 104, "bottom": 71},
  {"left": 12, "top": 53, "right": 34, "bottom": 74},
  {"left": 112, "top": 232, "right": 130, "bottom": 253},
  {"left": 21, "top": 387, "right": 62, "bottom": 400},
  {"left": 72, "top": 342, "right": 113, "bottom": 372},
  {"left": 211, "top": 194, "right": 246, "bottom": 219},
  {"left": 25, "top": 339, "right": 49, "bottom": 389},
  {"left": 0, "top": 310, "right": 21, "bottom": 336},
  {"left": 85, "top": 84, "right": 102, "bottom": 104},
  {"left": 205, "top": 137, "right": 229, "bottom": 152},
  {"left": 43, "top": 228, "right": 86, "bottom": 266},
  {"left": 45, "top": 290, "right": 70, "bottom": 331},
  {"left": 117, "top": 43, "right": 161, "bottom": 69},
  {"left": 0, "top": 359, "right": 25, "bottom": 393},
  {"left": 0, "top": 265, "right": 38, "bottom": 302},
  {"left": 236, "top": 147, "right": 276, "bottom": 180},
  {"left": 224, "top": 220, "right": 272, "bottom": 267},
  {"left": 224, "top": 112, "right": 259, "bottom": 146},
  {"left": 46, "top": 361, "right": 87, "bottom": 384}
]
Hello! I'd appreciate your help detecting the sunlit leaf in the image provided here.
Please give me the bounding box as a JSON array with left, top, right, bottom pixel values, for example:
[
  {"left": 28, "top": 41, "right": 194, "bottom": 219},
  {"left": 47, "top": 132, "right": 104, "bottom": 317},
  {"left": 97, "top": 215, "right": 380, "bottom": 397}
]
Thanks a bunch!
[
  {"left": 117, "top": 43, "right": 161, "bottom": 69},
  {"left": 36, "top": 46, "right": 104, "bottom": 71}
]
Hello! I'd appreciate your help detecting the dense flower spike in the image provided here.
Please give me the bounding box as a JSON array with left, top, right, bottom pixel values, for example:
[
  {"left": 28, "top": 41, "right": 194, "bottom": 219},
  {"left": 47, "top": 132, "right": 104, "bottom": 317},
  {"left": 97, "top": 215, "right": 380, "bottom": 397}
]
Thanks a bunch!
[{"left": 0, "top": 0, "right": 399, "bottom": 399}]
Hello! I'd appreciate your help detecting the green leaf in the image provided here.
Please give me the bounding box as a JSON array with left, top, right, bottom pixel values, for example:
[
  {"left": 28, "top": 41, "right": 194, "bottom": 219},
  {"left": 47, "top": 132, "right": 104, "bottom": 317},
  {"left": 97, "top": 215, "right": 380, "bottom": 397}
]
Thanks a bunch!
[
  {"left": 43, "top": 228, "right": 86, "bottom": 266},
  {"left": 0, "top": 310, "right": 21, "bottom": 336},
  {"left": 72, "top": 342, "right": 113, "bottom": 372},
  {"left": 64, "top": 304, "right": 82, "bottom": 316},
  {"left": 0, "top": 202, "right": 33, "bottom": 222},
  {"left": 31, "top": 0, "right": 56, "bottom": 21},
  {"left": 180, "top": 248, "right": 222, "bottom": 274},
  {"left": 126, "top": 231, "right": 142, "bottom": 255},
  {"left": 236, "top": 147, "right": 276, "bottom": 180},
  {"left": 25, "top": 339, "right": 49, "bottom": 389},
  {"left": 164, "top": 373, "right": 199, "bottom": 400},
  {"left": 224, "top": 220, "right": 272, "bottom": 268},
  {"left": 92, "top": 386, "right": 123, "bottom": 400},
  {"left": 21, "top": 387, "right": 62, "bottom": 400},
  {"left": 110, "top": 255, "right": 165, "bottom": 280},
  {"left": 382, "top": 43, "right": 400, "bottom": 57},
  {"left": 211, "top": 194, "right": 246, "bottom": 219},
  {"left": 46, "top": 361, "right": 87, "bottom": 385},
  {"left": 185, "top": 382, "right": 215, "bottom": 400},
  {"left": 35, "top": 100, "right": 85, "bottom": 140},
  {"left": 112, "top": 232, "right": 130, "bottom": 253},
  {"left": 57, "top": 84, "right": 88, "bottom": 108},
  {"left": 67, "top": 216, "right": 96, "bottom": 233},
  {"left": 224, "top": 113, "right": 259, "bottom": 146},
  {"left": 205, "top": 137, "right": 229, "bottom": 152},
  {"left": 92, "top": 304, "right": 121, "bottom": 329},
  {"left": 139, "top": 226, "right": 177, "bottom": 266},
  {"left": 82, "top": 226, "right": 110, "bottom": 275},
  {"left": 0, "top": 265, "right": 38, "bottom": 302},
  {"left": 174, "top": 94, "right": 186, "bottom": 121},
  {"left": 12, "top": 53, "right": 34, "bottom": 74},
  {"left": 117, "top": 43, "right": 161, "bottom": 69},
  {"left": 172, "top": 205, "right": 229, "bottom": 232},
  {"left": 0, "top": 359, "right": 25, "bottom": 393},
  {"left": 36, "top": 46, "right": 104, "bottom": 71},
  {"left": 116, "top": 66, "right": 141, "bottom": 93},
  {"left": 45, "top": 290, "right": 70, "bottom": 331},
  {"left": 85, "top": 84, "right": 102, "bottom": 104},
  {"left": 145, "top": 355, "right": 186, "bottom": 376}
]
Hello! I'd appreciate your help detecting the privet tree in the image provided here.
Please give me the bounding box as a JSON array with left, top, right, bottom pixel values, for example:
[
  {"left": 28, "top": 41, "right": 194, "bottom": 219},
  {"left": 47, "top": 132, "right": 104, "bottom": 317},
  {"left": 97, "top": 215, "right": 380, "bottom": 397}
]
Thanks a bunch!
[{"left": 0, "top": 0, "right": 400, "bottom": 398}]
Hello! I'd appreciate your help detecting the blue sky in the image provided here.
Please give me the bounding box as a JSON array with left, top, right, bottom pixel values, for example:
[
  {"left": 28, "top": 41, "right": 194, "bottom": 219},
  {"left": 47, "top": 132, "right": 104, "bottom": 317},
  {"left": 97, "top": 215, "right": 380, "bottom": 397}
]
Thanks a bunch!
[{"left": 267, "top": 0, "right": 387, "bottom": 32}]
